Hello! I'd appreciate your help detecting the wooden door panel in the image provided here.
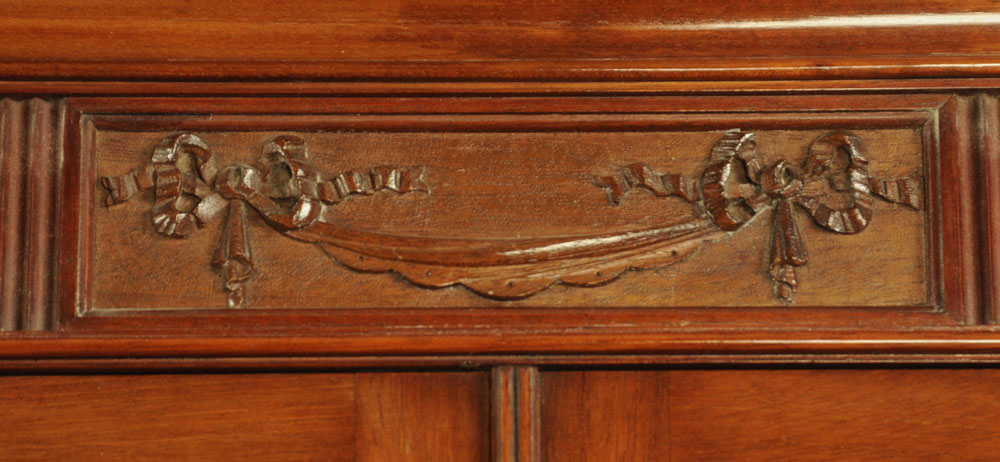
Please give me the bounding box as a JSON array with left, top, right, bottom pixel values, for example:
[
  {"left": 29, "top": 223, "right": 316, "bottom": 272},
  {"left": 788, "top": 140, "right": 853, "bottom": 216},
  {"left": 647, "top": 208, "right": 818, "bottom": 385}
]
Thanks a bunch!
[
  {"left": 542, "top": 369, "right": 1000, "bottom": 462},
  {"left": 1, "top": 372, "right": 489, "bottom": 462},
  {"left": 355, "top": 372, "right": 491, "bottom": 462}
]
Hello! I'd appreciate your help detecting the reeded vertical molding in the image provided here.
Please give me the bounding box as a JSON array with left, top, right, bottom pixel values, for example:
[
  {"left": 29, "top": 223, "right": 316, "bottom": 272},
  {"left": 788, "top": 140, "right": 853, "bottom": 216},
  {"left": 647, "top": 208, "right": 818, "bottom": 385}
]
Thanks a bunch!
[
  {"left": 492, "top": 366, "right": 540, "bottom": 462},
  {"left": 944, "top": 96, "right": 981, "bottom": 324},
  {"left": 0, "top": 98, "right": 61, "bottom": 332},
  {"left": 979, "top": 95, "right": 1000, "bottom": 324},
  {"left": 0, "top": 99, "right": 25, "bottom": 331},
  {"left": 23, "top": 99, "right": 61, "bottom": 330}
]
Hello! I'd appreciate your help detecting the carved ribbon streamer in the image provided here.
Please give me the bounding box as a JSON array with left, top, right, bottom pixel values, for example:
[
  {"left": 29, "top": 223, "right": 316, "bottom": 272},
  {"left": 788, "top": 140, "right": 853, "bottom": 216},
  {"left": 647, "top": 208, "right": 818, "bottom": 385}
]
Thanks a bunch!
[
  {"left": 105, "top": 133, "right": 733, "bottom": 304},
  {"left": 596, "top": 129, "right": 922, "bottom": 302},
  {"left": 769, "top": 199, "right": 808, "bottom": 301},
  {"left": 594, "top": 163, "right": 699, "bottom": 205}
]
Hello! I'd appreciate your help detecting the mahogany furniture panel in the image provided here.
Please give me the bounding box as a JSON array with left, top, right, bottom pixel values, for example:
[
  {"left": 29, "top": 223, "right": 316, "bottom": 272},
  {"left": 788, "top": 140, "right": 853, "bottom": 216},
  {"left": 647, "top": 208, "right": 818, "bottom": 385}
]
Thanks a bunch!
[
  {"left": 1, "top": 374, "right": 357, "bottom": 462},
  {"left": 2, "top": 1, "right": 1000, "bottom": 461},
  {"left": 541, "top": 370, "right": 671, "bottom": 461},
  {"left": 542, "top": 369, "right": 1000, "bottom": 462},
  {"left": 0, "top": 372, "right": 490, "bottom": 462},
  {"left": 27, "top": 92, "right": 976, "bottom": 335},
  {"left": 355, "top": 372, "right": 491, "bottom": 462}
]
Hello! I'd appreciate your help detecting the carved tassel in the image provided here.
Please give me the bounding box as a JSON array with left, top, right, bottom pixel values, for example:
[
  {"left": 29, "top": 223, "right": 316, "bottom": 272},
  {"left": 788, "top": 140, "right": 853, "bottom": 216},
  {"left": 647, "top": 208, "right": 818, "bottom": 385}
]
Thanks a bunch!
[
  {"left": 212, "top": 200, "right": 255, "bottom": 309},
  {"left": 769, "top": 199, "right": 808, "bottom": 302}
]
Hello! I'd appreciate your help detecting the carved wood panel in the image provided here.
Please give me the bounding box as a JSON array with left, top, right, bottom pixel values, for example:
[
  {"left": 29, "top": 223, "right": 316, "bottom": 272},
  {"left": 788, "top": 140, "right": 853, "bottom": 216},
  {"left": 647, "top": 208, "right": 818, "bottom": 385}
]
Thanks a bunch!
[
  {"left": 0, "top": 91, "right": 993, "bottom": 356},
  {"left": 36, "top": 94, "right": 982, "bottom": 332},
  {"left": 4, "top": 4, "right": 1000, "bottom": 461},
  {"left": 95, "top": 128, "right": 928, "bottom": 309}
]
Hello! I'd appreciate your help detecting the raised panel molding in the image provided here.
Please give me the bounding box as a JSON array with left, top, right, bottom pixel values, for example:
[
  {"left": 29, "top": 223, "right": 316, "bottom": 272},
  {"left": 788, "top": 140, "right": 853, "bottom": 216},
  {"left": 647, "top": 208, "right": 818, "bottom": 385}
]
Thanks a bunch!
[
  {"left": 0, "top": 91, "right": 995, "bottom": 353},
  {"left": 36, "top": 93, "right": 977, "bottom": 335}
]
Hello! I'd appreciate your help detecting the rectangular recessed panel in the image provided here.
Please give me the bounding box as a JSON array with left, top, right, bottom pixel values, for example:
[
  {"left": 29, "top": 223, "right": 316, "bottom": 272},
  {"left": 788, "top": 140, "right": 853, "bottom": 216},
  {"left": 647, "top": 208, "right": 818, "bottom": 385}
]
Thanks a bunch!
[
  {"left": 91, "top": 127, "right": 929, "bottom": 309},
  {"left": 52, "top": 94, "right": 970, "bottom": 332}
]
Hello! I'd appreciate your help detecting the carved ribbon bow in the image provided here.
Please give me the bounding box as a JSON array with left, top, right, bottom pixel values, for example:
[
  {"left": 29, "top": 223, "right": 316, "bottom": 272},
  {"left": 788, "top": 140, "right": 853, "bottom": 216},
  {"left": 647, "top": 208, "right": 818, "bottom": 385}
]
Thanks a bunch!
[
  {"left": 102, "top": 134, "right": 427, "bottom": 308},
  {"left": 596, "top": 130, "right": 921, "bottom": 301}
]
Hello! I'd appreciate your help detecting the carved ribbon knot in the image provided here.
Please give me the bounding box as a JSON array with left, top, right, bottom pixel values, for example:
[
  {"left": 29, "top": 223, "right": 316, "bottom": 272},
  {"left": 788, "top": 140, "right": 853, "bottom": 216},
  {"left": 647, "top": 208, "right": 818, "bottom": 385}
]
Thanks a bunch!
[
  {"left": 596, "top": 130, "right": 921, "bottom": 301},
  {"left": 102, "top": 134, "right": 428, "bottom": 308}
]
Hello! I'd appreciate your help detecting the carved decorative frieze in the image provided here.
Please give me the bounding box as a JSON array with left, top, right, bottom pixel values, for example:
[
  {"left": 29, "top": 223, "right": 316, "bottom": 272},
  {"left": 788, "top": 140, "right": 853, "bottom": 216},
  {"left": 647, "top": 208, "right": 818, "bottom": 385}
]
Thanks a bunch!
[
  {"left": 104, "top": 133, "right": 734, "bottom": 307},
  {"left": 103, "top": 130, "right": 922, "bottom": 307}
]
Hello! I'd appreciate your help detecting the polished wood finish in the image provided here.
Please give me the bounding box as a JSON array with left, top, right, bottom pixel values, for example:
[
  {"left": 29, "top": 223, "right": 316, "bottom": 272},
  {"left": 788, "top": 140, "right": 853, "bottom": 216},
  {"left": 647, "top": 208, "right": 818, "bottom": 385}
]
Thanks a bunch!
[
  {"left": 91, "top": 126, "right": 927, "bottom": 308},
  {"left": 542, "top": 370, "right": 671, "bottom": 461},
  {"left": 1, "top": 1, "right": 1000, "bottom": 80},
  {"left": 492, "top": 366, "right": 540, "bottom": 462},
  {"left": 26, "top": 92, "right": 977, "bottom": 337},
  {"left": 978, "top": 95, "right": 1000, "bottom": 324},
  {"left": 355, "top": 372, "right": 490, "bottom": 462},
  {"left": 2, "top": 374, "right": 354, "bottom": 461},
  {"left": 3, "top": 1, "right": 1000, "bottom": 460},
  {"left": 1, "top": 372, "right": 489, "bottom": 462},
  {"left": 543, "top": 369, "right": 1000, "bottom": 462},
  {"left": 0, "top": 99, "right": 59, "bottom": 332},
  {"left": 0, "top": 99, "right": 25, "bottom": 330}
]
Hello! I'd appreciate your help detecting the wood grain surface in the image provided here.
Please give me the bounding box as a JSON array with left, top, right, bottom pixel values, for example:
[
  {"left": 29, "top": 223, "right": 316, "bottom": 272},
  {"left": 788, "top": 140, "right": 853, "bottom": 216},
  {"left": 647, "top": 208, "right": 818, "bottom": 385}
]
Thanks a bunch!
[
  {"left": 34, "top": 92, "right": 979, "bottom": 334},
  {"left": 542, "top": 369, "right": 1000, "bottom": 462},
  {"left": 355, "top": 372, "right": 490, "bottom": 462},
  {"left": 492, "top": 366, "right": 540, "bottom": 462},
  {"left": 0, "top": 372, "right": 489, "bottom": 462},
  {"left": 1, "top": 1, "right": 1000, "bottom": 461},
  {"left": 542, "top": 370, "right": 671, "bottom": 461},
  {"left": 0, "top": 1, "right": 999, "bottom": 80}
]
